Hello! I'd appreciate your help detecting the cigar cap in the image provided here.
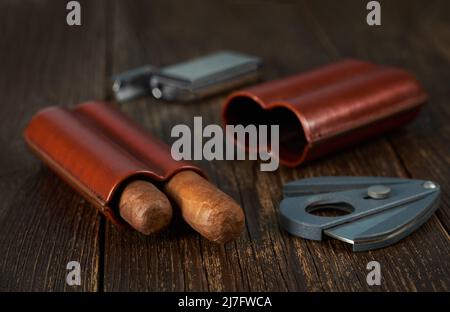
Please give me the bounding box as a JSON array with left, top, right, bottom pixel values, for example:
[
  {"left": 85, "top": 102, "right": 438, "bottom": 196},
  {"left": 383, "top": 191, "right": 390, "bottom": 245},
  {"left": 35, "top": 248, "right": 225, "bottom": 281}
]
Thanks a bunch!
[
  {"left": 165, "top": 170, "right": 245, "bottom": 243},
  {"left": 119, "top": 180, "right": 172, "bottom": 235}
]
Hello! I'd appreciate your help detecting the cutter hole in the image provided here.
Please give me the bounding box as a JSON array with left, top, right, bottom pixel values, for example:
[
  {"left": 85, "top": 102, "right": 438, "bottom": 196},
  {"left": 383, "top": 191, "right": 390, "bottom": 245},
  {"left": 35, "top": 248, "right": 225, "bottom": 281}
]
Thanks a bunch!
[{"left": 306, "top": 202, "right": 354, "bottom": 217}]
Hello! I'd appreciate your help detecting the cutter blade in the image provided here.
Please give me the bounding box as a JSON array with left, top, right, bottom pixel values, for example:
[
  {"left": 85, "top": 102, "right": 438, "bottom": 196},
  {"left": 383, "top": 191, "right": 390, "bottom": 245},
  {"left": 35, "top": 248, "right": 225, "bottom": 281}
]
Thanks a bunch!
[{"left": 279, "top": 177, "right": 440, "bottom": 251}]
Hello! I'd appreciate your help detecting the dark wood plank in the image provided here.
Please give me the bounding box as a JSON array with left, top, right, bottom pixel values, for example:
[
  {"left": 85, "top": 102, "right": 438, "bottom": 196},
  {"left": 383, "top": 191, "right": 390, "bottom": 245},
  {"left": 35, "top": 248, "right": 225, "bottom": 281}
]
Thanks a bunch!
[
  {"left": 294, "top": 0, "right": 450, "bottom": 290},
  {"left": 3, "top": 0, "right": 447, "bottom": 293},
  {"left": 0, "top": 0, "right": 107, "bottom": 291},
  {"left": 386, "top": 1, "right": 450, "bottom": 232},
  {"left": 279, "top": 141, "right": 449, "bottom": 291},
  {"left": 105, "top": 0, "right": 329, "bottom": 292},
  {"left": 104, "top": 0, "right": 449, "bottom": 291},
  {"left": 305, "top": 0, "right": 450, "bottom": 232}
]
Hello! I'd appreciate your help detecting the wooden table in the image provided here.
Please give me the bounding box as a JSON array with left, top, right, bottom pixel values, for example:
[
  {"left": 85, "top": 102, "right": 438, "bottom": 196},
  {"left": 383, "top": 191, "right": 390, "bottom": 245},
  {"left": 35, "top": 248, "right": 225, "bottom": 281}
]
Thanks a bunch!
[{"left": 0, "top": 0, "right": 448, "bottom": 292}]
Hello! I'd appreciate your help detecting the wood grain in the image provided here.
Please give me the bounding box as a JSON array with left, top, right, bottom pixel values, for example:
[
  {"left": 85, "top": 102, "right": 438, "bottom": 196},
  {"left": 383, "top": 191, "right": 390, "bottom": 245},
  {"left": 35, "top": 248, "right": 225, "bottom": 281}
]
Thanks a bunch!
[
  {"left": 0, "top": 0, "right": 448, "bottom": 292},
  {"left": 102, "top": 0, "right": 449, "bottom": 291},
  {"left": 0, "top": 0, "right": 106, "bottom": 291},
  {"left": 305, "top": 0, "right": 450, "bottom": 231}
]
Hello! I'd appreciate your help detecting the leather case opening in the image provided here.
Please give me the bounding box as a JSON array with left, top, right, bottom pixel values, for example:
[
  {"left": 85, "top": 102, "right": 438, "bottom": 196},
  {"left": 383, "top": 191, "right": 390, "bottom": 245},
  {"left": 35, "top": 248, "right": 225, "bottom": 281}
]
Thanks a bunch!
[
  {"left": 223, "top": 59, "right": 428, "bottom": 167},
  {"left": 24, "top": 101, "right": 205, "bottom": 227}
]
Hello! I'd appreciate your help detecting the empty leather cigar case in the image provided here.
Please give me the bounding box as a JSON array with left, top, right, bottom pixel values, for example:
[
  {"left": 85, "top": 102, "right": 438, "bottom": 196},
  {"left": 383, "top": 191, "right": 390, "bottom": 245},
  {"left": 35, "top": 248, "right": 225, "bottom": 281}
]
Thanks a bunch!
[
  {"left": 223, "top": 59, "right": 428, "bottom": 167},
  {"left": 23, "top": 101, "right": 204, "bottom": 228}
]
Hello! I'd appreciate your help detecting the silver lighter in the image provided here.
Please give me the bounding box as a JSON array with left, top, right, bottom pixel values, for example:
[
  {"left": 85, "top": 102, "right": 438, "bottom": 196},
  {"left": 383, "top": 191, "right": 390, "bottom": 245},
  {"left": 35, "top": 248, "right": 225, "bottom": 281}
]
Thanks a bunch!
[{"left": 111, "top": 51, "right": 262, "bottom": 102}]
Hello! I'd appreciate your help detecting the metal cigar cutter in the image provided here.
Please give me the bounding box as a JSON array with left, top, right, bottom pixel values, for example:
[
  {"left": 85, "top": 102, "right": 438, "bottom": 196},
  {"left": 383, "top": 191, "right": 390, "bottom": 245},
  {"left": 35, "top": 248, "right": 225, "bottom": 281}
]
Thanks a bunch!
[
  {"left": 111, "top": 50, "right": 262, "bottom": 102},
  {"left": 279, "top": 177, "right": 441, "bottom": 251}
]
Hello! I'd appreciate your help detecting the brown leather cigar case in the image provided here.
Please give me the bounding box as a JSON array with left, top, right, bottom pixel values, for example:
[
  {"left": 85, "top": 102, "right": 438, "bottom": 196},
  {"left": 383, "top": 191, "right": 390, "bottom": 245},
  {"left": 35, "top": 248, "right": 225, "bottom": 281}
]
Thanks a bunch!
[
  {"left": 223, "top": 59, "right": 428, "bottom": 167},
  {"left": 23, "top": 101, "right": 204, "bottom": 227}
]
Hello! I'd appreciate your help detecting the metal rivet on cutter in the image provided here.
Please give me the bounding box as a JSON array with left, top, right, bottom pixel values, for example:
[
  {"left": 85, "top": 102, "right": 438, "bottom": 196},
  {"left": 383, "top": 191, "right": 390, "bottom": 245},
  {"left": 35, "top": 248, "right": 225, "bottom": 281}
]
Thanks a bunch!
[
  {"left": 279, "top": 176, "right": 441, "bottom": 252},
  {"left": 367, "top": 185, "right": 391, "bottom": 199},
  {"left": 423, "top": 181, "right": 437, "bottom": 189}
]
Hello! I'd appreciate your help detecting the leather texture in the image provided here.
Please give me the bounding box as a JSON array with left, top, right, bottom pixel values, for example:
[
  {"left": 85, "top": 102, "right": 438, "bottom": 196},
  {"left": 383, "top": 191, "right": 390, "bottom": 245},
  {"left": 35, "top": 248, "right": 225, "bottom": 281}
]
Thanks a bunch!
[
  {"left": 24, "top": 101, "right": 204, "bottom": 227},
  {"left": 223, "top": 59, "right": 428, "bottom": 167}
]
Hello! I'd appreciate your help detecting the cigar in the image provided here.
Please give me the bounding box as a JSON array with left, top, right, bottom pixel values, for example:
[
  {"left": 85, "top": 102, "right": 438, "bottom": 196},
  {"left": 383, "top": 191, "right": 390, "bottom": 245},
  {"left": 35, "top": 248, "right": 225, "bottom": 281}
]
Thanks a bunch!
[
  {"left": 164, "top": 170, "right": 245, "bottom": 243},
  {"left": 119, "top": 171, "right": 245, "bottom": 243},
  {"left": 119, "top": 180, "right": 172, "bottom": 235}
]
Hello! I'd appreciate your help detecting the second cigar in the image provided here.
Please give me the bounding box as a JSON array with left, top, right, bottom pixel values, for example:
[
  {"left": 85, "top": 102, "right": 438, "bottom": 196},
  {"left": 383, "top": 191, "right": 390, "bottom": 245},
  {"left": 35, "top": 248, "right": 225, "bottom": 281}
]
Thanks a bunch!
[{"left": 119, "top": 170, "right": 245, "bottom": 244}]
